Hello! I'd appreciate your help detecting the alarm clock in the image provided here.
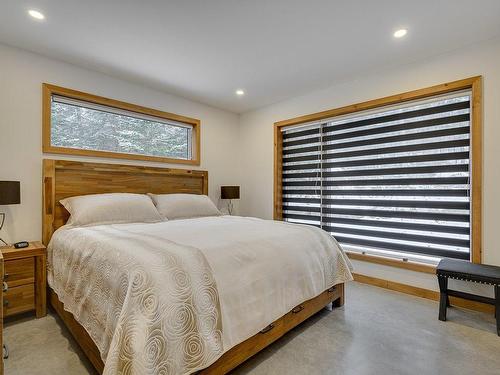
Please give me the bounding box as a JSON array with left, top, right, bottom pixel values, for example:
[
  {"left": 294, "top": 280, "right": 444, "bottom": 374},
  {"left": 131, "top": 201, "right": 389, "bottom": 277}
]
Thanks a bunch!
[{"left": 13, "top": 241, "right": 29, "bottom": 249}]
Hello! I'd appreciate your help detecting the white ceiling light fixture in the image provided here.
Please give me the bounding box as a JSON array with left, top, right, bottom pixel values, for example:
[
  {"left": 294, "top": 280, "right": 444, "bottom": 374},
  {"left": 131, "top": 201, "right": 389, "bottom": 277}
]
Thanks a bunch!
[
  {"left": 235, "top": 89, "right": 245, "bottom": 96},
  {"left": 28, "top": 9, "right": 45, "bottom": 20},
  {"left": 393, "top": 28, "right": 408, "bottom": 38}
]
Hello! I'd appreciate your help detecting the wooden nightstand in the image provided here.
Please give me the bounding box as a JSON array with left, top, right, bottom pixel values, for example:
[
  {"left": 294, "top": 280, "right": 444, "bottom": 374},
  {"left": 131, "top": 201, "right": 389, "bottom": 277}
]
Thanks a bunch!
[
  {"left": 0, "top": 241, "right": 46, "bottom": 318},
  {"left": 0, "top": 250, "right": 4, "bottom": 374}
]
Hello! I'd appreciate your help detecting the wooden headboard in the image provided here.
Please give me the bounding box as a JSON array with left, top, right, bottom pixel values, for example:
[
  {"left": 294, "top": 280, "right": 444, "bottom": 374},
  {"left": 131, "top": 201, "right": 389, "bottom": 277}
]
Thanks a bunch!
[{"left": 42, "top": 159, "right": 208, "bottom": 245}]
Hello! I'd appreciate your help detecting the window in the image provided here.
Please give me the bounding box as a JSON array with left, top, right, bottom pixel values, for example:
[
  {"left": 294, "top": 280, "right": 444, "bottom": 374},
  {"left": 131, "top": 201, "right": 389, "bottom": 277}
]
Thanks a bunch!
[
  {"left": 43, "top": 84, "right": 200, "bottom": 165},
  {"left": 274, "top": 77, "right": 482, "bottom": 265}
]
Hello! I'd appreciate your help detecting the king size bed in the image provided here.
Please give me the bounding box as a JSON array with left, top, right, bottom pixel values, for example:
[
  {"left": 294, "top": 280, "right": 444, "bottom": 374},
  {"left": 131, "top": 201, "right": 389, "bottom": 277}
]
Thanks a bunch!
[{"left": 42, "top": 159, "right": 353, "bottom": 374}]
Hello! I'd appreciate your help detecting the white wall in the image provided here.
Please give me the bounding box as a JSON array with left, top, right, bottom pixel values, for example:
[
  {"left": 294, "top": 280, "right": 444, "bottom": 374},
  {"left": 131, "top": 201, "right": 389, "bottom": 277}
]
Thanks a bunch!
[
  {"left": 2, "top": 38, "right": 499, "bottom": 294},
  {"left": 0, "top": 43, "right": 240, "bottom": 243},
  {"left": 238, "top": 38, "right": 500, "bottom": 292}
]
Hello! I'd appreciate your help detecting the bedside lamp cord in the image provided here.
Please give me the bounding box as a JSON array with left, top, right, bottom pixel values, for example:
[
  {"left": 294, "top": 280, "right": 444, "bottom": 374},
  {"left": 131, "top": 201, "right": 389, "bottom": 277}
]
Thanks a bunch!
[{"left": 0, "top": 213, "right": 7, "bottom": 246}]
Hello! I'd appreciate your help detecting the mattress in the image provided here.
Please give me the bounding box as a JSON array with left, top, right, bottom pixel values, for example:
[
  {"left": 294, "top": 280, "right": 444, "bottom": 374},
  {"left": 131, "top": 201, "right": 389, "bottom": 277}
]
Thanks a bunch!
[{"left": 48, "top": 216, "right": 353, "bottom": 374}]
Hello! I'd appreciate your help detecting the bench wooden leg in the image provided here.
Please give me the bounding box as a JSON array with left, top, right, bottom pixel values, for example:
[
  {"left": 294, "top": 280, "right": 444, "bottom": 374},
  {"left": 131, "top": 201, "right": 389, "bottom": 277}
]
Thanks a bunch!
[
  {"left": 438, "top": 276, "right": 448, "bottom": 321},
  {"left": 495, "top": 285, "right": 499, "bottom": 336}
]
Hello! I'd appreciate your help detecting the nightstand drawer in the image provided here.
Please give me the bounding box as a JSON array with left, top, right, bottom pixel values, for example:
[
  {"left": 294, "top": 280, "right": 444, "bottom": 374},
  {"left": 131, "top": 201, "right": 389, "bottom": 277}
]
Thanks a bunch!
[
  {"left": 4, "top": 257, "right": 35, "bottom": 287},
  {"left": 4, "top": 284, "right": 35, "bottom": 316}
]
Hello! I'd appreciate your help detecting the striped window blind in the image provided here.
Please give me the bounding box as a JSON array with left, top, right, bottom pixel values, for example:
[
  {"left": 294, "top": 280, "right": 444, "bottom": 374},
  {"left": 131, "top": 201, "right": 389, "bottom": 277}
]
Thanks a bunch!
[{"left": 281, "top": 91, "right": 472, "bottom": 262}]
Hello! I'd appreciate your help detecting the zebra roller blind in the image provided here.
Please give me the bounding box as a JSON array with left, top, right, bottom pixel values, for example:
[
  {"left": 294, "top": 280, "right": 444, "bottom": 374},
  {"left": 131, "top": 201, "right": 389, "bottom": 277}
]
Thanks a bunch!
[{"left": 281, "top": 91, "right": 472, "bottom": 262}]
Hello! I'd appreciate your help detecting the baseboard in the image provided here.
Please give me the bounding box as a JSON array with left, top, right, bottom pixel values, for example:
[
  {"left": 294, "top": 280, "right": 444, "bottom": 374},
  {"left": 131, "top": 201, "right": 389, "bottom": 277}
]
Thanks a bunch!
[{"left": 352, "top": 273, "right": 495, "bottom": 314}]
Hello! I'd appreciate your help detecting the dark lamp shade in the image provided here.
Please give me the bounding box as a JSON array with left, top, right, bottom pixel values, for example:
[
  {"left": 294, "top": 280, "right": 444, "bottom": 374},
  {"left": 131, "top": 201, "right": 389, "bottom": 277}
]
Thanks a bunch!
[
  {"left": 221, "top": 186, "right": 240, "bottom": 200},
  {"left": 0, "top": 181, "right": 21, "bottom": 205}
]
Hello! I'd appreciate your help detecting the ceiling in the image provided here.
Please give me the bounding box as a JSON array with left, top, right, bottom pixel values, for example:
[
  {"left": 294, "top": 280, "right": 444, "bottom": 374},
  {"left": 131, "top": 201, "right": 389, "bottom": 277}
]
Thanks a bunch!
[{"left": 1, "top": 1, "right": 500, "bottom": 113}]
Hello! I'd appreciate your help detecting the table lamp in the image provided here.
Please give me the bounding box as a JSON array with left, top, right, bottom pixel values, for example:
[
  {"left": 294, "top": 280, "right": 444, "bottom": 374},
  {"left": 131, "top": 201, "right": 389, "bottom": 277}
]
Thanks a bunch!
[
  {"left": 221, "top": 186, "right": 240, "bottom": 215},
  {"left": 0, "top": 181, "right": 20, "bottom": 245}
]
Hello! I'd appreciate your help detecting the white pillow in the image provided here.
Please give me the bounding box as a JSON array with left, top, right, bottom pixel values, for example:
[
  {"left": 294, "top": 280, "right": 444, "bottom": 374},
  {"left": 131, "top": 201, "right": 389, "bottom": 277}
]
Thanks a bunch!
[
  {"left": 60, "top": 193, "right": 162, "bottom": 227},
  {"left": 148, "top": 193, "right": 221, "bottom": 220}
]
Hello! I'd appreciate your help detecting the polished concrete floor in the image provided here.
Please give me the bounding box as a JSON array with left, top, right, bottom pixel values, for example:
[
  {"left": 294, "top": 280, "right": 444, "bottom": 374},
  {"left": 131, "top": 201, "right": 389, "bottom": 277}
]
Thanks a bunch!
[{"left": 4, "top": 282, "right": 500, "bottom": 375}]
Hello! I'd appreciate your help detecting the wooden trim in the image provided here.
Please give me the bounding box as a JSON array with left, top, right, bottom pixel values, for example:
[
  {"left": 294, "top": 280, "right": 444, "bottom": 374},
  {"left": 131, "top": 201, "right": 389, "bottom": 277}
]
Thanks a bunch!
[
  {"left": 353, "top": 273, "right": 495, "bottom": 314},
  {"left": 273, "top": 123, "right": 284, "bottom": 220},
  {"left": 42, "top": 83, "right": 201, "bottom": 166},
  {"left": 275, "top": 76, "right": 482, "bottom": 127},
  {"left": 470, "top": 77, "right": 483, "bottom": 263},
  {"left": 347, "top": 252, "right": 436, "bottom": 274},
  {"left": 50, "top": 284, "right": 344, "bottom": 374},
  {"left": 274, "top": 76, "right": 483, "bottom": 264},
  {"left": 42, "top": 159, "right": 208, "bottom": 245}
]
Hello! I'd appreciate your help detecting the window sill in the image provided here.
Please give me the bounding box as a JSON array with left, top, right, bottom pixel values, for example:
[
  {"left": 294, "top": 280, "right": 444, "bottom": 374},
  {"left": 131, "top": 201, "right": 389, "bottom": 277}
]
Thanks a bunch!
[{"left": 346, "top": 252, "right": 437, "bottom": 274}]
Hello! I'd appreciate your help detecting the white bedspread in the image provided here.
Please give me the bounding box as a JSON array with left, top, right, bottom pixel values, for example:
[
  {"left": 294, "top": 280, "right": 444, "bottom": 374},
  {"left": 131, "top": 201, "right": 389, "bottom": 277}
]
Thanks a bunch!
[{"left": 48, "top": 216, "right": 353, "bottom": 374}]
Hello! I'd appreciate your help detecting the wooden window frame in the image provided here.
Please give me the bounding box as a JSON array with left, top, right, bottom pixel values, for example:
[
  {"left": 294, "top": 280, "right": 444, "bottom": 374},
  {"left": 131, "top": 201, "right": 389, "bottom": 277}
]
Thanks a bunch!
[
  {"left": 274, "top": 76, "right": 483, "bottom": 266},
  {"left": 42, "top": 83, "right": 201, "bottom": 166}
]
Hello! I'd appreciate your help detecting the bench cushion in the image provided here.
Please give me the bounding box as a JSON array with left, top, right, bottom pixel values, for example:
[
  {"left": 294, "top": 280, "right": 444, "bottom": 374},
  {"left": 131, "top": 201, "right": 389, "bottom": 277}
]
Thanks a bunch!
[{"left": 437, "top": 259, "right": 500, "bottom": 285}]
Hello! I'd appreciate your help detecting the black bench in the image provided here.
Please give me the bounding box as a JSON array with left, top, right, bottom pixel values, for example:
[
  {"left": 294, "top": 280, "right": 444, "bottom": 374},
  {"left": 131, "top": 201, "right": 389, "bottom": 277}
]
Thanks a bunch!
[{"left": 436, "top": 258, "right": 500, "bottom": 336}]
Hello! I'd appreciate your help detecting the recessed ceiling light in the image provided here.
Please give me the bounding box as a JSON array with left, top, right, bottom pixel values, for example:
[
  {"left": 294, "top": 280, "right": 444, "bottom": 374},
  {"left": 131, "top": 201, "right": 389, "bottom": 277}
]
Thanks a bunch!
[
  {"left": 235, "top": 89, "right": 245, "bottom": 96},
  {"left": 28, "top": 9, "right": 45, "bottom": 20},
  {"left": 393, "top": 29, "right": 407, "bottom": 38}
]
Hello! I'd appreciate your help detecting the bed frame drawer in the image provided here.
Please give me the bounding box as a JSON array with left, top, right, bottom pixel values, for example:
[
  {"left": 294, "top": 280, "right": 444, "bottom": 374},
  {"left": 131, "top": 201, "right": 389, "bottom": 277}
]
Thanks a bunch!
[
  {"left": 4, "top": 257, "right": 35, "bottom": 287},
  {"left": 199, "top": 284, "right": 344, "bottom": 374},
  {"left": 4, "top": 284, "right": 35, "bottom": 317}
]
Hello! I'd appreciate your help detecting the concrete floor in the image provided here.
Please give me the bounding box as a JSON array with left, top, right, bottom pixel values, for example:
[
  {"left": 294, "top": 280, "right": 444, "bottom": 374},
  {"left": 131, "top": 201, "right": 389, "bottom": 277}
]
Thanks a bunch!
[{"left": 4, "top": 282, "right": 500, "bottom": 375}]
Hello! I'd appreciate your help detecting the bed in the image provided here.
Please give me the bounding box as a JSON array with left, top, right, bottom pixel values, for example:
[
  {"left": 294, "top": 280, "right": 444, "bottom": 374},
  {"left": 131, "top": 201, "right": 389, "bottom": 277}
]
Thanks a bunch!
[{"left": 42, "top": 159, "right": 352, "bottom": 374}]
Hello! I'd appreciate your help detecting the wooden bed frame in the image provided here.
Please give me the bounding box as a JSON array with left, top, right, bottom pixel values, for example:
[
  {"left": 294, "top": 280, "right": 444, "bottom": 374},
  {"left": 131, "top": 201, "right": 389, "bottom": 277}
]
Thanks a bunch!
[{"left": 42, "top": 159, "right": 345, "bottom": 374}]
